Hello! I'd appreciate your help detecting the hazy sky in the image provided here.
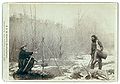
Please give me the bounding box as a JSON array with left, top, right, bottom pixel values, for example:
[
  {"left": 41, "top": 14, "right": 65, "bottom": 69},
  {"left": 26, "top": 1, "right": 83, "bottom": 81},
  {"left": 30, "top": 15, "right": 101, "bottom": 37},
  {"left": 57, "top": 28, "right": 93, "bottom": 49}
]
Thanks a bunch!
[{"left": 9, "top": 3, "right": 117, "bottom": 33}]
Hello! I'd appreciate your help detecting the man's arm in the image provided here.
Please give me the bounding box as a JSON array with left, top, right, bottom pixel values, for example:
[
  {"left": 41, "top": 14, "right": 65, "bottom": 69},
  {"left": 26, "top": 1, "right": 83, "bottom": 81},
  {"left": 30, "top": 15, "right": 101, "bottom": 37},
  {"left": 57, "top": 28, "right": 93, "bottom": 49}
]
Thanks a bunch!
[
  {"left": 26, "top": 52, "right": 33, "bottom": 55},
  {"left": 98, "top": 40, "right": 103, "bottom": 51},
  {"left": 90, "top": 44, "right": 93, "bottom": 55},
  {"left": 24, "top": 51, "right": 33, "bottom": 58}
]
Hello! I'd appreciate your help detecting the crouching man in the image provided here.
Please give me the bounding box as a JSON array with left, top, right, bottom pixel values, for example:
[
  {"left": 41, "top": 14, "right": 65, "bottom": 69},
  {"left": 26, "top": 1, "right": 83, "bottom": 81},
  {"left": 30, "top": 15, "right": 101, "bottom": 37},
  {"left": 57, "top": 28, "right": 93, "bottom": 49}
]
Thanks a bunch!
[{"left": 17, "top": 45, "right": 37, "bottom": 74}]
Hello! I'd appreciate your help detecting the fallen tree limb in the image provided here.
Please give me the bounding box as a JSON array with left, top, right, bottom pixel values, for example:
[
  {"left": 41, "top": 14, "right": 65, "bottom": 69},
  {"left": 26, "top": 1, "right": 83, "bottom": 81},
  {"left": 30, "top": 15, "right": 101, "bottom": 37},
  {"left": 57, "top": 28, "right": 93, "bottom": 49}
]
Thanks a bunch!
[{"left": 81, "top": 63, "right": 109, "bottom": 80}]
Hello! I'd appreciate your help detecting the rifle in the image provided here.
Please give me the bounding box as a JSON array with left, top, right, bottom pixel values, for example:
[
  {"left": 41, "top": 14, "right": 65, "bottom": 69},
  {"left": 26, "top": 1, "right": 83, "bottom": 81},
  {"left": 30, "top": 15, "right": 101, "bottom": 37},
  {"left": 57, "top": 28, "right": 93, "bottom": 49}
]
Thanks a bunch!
[
  {"left": 23, "top": 56, "right": 33, "bottom": 72},
  {"left": 23, "top": 52, "right": 37, "bottom": 72}
]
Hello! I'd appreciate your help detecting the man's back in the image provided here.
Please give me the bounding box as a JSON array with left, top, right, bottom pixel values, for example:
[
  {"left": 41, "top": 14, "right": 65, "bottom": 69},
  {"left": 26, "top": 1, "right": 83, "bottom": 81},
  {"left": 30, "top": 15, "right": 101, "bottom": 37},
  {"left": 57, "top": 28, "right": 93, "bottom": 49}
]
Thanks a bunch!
[{"left": 19, "top": 50, "right": 33, "bottom": 59}]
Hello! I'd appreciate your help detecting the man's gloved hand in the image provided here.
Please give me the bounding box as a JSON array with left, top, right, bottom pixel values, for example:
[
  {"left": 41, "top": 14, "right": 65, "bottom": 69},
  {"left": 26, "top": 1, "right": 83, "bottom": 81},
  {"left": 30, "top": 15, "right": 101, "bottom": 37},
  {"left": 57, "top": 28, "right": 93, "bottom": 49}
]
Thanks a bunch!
[
  {"left": 34, "top": 59, "right": 38, "bottom": 62},
  {"left": 90, "top": 53, "right": 92, "bottom": 56},
  {"left": 33, "top": 51, "right": 38, "bottom": 54},
  {"left": 90, "top": 53, "right": 94, "bottom": 59},
  {"left": 100, "top": 47, "right": 103, "bottom": 51}
]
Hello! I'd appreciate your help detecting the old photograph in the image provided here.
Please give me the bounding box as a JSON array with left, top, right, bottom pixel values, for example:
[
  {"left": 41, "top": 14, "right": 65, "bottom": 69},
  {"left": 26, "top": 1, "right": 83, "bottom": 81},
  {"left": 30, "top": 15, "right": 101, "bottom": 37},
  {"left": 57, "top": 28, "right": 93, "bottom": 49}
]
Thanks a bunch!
[{"left": 2, "top": 3, "right": 118, "bottom": 81}]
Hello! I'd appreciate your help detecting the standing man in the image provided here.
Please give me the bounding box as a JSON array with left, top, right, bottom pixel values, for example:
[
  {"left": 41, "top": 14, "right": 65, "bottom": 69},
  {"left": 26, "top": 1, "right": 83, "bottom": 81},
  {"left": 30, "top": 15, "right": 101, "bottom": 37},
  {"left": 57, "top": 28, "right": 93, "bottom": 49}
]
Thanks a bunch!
[
  {"left": 90, "top": 35, "right": 103, "bottom": 70},
  {"left": 17, "top": 45, "right": 37, "bottom": 74}
]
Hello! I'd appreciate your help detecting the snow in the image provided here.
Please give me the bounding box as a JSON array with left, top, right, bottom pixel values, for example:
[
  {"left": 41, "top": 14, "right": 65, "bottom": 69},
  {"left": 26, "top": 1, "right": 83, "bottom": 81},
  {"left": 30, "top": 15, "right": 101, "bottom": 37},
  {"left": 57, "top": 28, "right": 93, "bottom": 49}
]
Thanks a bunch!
[{"left": 9, "top": 54, "right": 116, "bottom": 81}]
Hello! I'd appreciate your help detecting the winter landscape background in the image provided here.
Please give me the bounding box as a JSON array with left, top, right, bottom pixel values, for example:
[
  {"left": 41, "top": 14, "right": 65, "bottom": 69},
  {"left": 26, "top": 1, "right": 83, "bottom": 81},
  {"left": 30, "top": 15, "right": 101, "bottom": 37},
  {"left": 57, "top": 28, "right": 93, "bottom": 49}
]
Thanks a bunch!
[{"left": 8, "top": 3, "right": 117, "bottom": 80}]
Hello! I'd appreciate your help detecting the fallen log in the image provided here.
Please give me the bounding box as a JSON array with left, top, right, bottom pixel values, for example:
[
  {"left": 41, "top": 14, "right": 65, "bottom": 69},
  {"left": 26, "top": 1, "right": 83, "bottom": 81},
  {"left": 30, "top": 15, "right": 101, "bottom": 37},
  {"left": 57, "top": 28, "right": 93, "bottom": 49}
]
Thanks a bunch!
[
  {"left": 81, "top": 63, "right": 109, "bottom": 80},
  {"left": 85, "top": 69, "right": 109, "bottom": 80},
  {"left": 70, "top": 71, "right": 83, "bottom": 79}
]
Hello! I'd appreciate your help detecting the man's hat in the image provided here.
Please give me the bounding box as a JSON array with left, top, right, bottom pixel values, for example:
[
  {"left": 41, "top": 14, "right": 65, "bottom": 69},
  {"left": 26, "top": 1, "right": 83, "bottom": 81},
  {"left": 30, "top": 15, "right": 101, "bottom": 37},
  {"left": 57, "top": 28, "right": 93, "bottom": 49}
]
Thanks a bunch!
[
  {"left": 91, "top": 35, "right": 97, "bottom": 40},
  {"left": 20, "top": 45, "right": 27, "bottom": 50}
]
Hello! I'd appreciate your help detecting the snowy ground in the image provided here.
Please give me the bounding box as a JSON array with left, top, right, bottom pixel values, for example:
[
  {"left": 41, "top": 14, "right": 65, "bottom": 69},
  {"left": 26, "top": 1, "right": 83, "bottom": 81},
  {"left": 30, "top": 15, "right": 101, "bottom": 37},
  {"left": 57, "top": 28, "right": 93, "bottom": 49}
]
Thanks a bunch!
[{"left": 9, "top": 54, "right": 116, "bottom": 81}]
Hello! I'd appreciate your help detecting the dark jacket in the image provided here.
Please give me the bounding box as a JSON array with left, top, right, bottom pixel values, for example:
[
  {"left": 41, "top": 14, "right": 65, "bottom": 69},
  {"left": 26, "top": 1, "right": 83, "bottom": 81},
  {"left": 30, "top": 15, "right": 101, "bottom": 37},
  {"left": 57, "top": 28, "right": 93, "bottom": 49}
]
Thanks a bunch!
[
  {"left": 18, "top": 49, "right": 33, "bottom": 73},
  {"left": 91, "top": 40, "right": 103, "bottom": 55},
  {"left": 19, "top": 50, "right": 33, "bottom": 60}
]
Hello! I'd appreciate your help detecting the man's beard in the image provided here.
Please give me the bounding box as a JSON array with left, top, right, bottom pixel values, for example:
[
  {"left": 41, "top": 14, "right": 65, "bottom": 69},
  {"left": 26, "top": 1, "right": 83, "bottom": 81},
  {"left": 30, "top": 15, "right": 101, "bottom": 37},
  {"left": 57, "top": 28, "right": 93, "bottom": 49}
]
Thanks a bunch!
[{"left": 92, "top": 39, "right": 96, "bottom": 42}]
